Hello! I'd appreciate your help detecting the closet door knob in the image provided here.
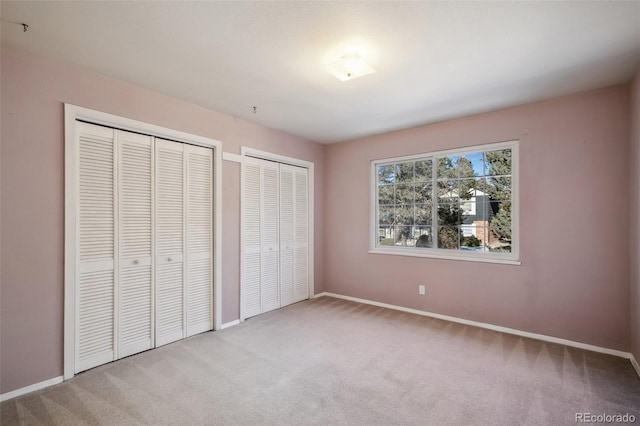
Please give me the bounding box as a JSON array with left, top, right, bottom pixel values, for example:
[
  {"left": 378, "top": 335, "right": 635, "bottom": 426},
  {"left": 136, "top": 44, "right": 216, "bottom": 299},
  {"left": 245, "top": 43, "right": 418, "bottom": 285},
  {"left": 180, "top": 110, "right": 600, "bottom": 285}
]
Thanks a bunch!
[
  {"left": 133, "top": 259, "right": 139, "bottom": 265},
  {"left": 168, "top": 257, "right": 173, "bottom": 262}
]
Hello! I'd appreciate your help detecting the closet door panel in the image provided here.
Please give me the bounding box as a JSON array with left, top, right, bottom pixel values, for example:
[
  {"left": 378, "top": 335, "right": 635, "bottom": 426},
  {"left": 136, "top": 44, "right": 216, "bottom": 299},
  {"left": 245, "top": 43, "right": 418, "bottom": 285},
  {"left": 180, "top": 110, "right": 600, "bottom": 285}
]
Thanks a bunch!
[
  {"left": 295, "top": 246, "right": 308, "bottom": 302},
  {"left": 243, "top": 159, "right": 262, "bottom": 319},
  {"left": 244, "top": 253, "right": 261, "bottom": 318},
  {"left": 186, "top": 145, "right": 213, "bottom": 336},
  {"left": 120, "top": 264, "right": 152, "bottom": 355},
  {"left": 118, "top": 131, "right": 154, "bottom": 358},
  {"left": 261, "top": 250, "right": 279, "bottom": 312},
  {"left": 294, "top": 168, "right": 309, "bottom": 302},
  {"left": 279, "top": 249, "right": 294, "bottom": 307},
  {"left": 76, "top": 122, "right": 116, "bottom": 372},
  {"left": 279, "top": 166, "right": 295, "bottom": 307},
  {"left": 156, "top": 260, "right": 184, "bottom": 345},
  {"left": 77, "top": 269, "right": 114, "bottom": 372},
  {"left": 261, "top": 163, "right": 280, "bottom": 313},
  {"left": 155, "top": 139, "right": 185, "bottom": 346}
]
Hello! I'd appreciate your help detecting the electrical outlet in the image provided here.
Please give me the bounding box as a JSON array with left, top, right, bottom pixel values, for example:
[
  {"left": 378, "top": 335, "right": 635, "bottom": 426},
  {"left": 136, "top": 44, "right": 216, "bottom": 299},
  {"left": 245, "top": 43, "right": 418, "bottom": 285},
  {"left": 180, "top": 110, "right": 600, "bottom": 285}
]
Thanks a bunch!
[{"left": 418, "top": 285, "right": 426, "bottom": 295}]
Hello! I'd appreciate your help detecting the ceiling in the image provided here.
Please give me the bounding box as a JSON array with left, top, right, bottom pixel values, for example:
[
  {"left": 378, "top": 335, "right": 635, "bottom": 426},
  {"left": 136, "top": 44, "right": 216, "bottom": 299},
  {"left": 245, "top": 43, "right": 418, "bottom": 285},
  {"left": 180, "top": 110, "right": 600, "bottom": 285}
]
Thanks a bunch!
[{"left": 2, "top": 1, "right": 639, "bottom": 144}]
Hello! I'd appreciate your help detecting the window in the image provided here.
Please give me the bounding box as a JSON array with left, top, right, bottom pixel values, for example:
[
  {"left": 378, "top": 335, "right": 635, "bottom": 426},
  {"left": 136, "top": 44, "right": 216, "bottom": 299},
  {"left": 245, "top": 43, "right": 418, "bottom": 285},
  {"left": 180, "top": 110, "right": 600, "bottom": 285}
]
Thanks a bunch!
[{"left": 370, "top": 140, "right": 519, "bottom": 264}]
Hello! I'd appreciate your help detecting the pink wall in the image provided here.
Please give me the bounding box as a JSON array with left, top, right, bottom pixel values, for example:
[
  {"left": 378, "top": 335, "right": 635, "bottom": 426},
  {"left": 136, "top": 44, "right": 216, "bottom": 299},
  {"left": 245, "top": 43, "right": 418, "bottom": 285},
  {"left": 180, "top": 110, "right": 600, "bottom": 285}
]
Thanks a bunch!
[
  {"left": 631, "top": 67, "right": 640, "bottom": 362},
  {"left": 0, "top": 46, "right": 325, "bottom": 394},
  {"left": 324, "top": 85, "right": 631, "bottom": 351}
]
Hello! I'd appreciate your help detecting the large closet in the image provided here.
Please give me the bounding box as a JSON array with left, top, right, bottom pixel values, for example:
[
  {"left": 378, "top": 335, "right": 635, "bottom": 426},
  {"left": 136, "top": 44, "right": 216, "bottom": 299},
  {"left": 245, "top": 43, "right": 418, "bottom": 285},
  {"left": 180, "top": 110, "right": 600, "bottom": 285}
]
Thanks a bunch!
[
  {"left": 72, "top": 120, "right": 215, "bottom": 374},
  {"left": 242, "top": 156, "right": 310, "bottom": 319}
]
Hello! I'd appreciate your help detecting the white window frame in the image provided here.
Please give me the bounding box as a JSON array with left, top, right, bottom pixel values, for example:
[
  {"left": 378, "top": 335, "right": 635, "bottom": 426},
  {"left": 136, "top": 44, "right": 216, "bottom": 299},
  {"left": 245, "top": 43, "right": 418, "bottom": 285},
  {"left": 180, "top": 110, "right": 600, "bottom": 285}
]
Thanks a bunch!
[
  {"left": 64, "top": 104, "right": 223, "bottom": 380},
  {"left": 369, "top": 140, "right": 520, "bottom": 265}
]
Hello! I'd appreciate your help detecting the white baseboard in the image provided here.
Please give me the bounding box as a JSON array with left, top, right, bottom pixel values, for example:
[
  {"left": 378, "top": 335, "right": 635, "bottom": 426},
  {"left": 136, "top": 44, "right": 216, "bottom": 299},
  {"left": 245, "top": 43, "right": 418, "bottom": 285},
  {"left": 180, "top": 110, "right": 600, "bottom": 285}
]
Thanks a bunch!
[
  {"left": 316, "top": 292, "right": 635, "bottom": 364},
  {"left": 631, "top": 355, "right": 640, "bottom": 378},
  {"left": 220, "top": 319, "right": 240, "bottom": 329},
  {"left": 0, "top": 376, "right": 63, "bottom": 402}
]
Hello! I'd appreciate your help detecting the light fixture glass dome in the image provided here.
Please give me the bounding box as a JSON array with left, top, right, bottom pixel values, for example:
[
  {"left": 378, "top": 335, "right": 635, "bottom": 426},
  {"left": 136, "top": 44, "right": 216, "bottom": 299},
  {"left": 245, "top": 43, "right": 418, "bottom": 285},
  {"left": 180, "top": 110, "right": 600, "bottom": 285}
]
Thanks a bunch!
[{"left": 325, "top": 54, "right": 376, "bottom": 82}]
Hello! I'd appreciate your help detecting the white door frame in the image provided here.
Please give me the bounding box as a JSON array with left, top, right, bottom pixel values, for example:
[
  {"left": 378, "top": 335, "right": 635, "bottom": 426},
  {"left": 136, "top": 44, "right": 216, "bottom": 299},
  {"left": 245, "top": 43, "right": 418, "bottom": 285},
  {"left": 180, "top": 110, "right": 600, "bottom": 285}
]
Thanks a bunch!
[
  {"left": 64, "top": 104, "right": 223, "bottom": 380},
  {"left": 239, "top": 147, "right": 315, "bottom": 322}
]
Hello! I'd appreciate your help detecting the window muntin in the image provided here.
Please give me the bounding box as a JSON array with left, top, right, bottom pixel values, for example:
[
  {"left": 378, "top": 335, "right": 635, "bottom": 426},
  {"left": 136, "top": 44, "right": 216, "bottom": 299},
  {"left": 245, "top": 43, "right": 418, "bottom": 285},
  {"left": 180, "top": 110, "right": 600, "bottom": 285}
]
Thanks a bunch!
[{"left": 373, "top": 142, "right": 517, "bottom": 261}]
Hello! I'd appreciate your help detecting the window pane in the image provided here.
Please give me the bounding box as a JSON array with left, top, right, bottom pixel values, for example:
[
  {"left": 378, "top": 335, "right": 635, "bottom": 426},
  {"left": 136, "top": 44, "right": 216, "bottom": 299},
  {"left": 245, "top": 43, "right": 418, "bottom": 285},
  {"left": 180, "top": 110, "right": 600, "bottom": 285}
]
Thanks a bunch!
[
  {"left": 379, "top": 227, "right": 395, "bottom": 246},
  {"left": 488, "top": 201, "right": 511, "bottom": 229},
  {"left": 414, "top": 226, "right": 433, "bottom": 248},
  {"left": 438, "top": 226, "right": 459, "bottom": 249},
  {"left": 462, "top": 152, "right": 483, "bottom": 177},
  {"left": 395, "top": 162, "right": 414, "bottom": 183},
  {"left": 395, "top": 184, "right": 415, "bottom": 204},
  {"left": 456, "top": 156, "right": 477, "bottom": 179},
  {"left": 485, "top": 176, "right": 511, "bottom": 200},
  {"left": 377, "top": 164, "right": 395, "bottom": 184},
  {"left": 395, "top": 226, "right": 412, "bottom": 246},
  {"left": 395, "top": 205, "right": 414, "bottom": 225},
  {"left": 437, "top": 156, "right": 458, "bottom": 179},
  {"left": 415, "top": 182, "right": 433, "bottom": 203},
  {"left": 460, "top": 200, "right": 476, "bottom": 217},
  {"left": 379, "top": 207, "right": 394, "bottom": 225},
  {"left": 488, "top": 227, "right": 511, "bottom": 252},
  {"left": 460, "top": 225, "right": 483, "bottom": 250},
  {"left": 437, "top": 179, "right": 459, "bottom": 203},
  {"left": 489, "top": 222, "right": 511, "bottom": 244},
  {"left": 378, "top": 185, "right": 394, "bottom": 205},
  {"left": 437, "top": 204, "right": 460, "bottom": 226},
  {"left": 484, "top": 149, "right": 512, "bottom": 176},
  {"left": 414, "top": 160, "right": 433, "bottom": 182},
  {"left": 459, "top": 178, "right": 476, "bottom": 200},
  {"left": 415, "top": 204, "right": 433, "bottom": 225}
]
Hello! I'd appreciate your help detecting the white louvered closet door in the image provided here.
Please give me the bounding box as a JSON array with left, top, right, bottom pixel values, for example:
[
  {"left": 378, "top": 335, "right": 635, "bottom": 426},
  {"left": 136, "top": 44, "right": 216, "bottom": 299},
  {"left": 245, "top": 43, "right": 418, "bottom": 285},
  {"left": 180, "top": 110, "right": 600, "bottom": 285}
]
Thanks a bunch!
[
  {"left": 76, "top": 122, "right": 116, "bottom": 373},
  {"left": 293, "top": 167, "right": 310, "bottom": 302},
  {"left": 280, "top": 164, "right": 308, "bottom": 306},
  {"left": 279, "top": 165, "right": 295, "bottom": 307},
  {"left": 185, "top": 145, "right": 213, "bottom": 336},
  {"left": 261, "top": 161, "right": 280, "bottom": 313},
  {"left": 72, "top": 117, "right": 218, "bottom": 376},
  {"left": 293, "top": 167, "right": 309, "bottom": 303},
  {"left": 242, "top": 158, "right": 262, "bottom": 318},
  {"left": 118, "top": 131, "right": 154, "bottom": 358},
  {"left": 155, "top": 139, "right": 186, "bottom": 346},
  {"left": 243, "top": 158, "right": 310, "bottom": 319}
]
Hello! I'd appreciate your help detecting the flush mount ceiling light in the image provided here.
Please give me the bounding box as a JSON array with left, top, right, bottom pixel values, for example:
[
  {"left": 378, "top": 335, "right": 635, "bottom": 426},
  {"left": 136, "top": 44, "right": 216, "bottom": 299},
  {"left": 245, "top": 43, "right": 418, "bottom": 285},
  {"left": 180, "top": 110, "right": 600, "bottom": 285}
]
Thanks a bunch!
[{"left": 325, "top": 54, "right": 376, "bottom": 82}]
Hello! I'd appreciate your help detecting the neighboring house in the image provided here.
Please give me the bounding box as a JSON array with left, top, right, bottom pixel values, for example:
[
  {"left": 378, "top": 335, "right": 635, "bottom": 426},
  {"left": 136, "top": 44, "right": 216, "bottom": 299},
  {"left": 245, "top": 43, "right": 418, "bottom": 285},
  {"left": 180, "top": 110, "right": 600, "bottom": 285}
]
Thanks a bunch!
[{"left": 460, "top": 189, "right": 510, "bottom": 250}]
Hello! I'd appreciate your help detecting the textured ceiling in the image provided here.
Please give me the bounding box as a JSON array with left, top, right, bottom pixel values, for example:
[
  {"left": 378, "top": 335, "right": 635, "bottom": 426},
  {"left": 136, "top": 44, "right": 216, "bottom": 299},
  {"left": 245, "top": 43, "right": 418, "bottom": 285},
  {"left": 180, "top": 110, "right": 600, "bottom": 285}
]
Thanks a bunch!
[{"left": 2, "top": 1, "right": 639, "bottom": 144}]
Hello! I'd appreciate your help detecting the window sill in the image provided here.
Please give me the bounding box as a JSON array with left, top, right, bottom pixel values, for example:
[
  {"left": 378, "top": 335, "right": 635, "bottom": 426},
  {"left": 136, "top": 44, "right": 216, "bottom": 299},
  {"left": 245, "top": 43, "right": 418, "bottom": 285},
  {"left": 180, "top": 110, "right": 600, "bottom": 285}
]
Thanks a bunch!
[{"left": 368, "top": 248, "right": 521, "bottom": 265}]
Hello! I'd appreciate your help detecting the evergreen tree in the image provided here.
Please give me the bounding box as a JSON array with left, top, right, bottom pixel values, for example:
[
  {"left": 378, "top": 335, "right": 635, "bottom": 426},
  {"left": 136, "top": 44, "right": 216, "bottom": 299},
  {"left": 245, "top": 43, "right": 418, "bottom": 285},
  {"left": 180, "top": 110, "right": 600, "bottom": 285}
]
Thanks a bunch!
[
  {"left": 435, "top": 156, "right": 478, "bottom": 248},
  {"left": 484, "top": 150, "right": 512, "bottom": 244}
]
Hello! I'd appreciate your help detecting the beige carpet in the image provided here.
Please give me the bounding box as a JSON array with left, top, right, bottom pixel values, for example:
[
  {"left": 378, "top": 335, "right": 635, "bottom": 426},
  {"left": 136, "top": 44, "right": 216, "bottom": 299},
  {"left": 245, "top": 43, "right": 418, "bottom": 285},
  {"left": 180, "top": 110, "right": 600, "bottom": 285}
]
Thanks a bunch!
[{"left": 2, "top": 296, "right": 639, "bottom": 425}]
